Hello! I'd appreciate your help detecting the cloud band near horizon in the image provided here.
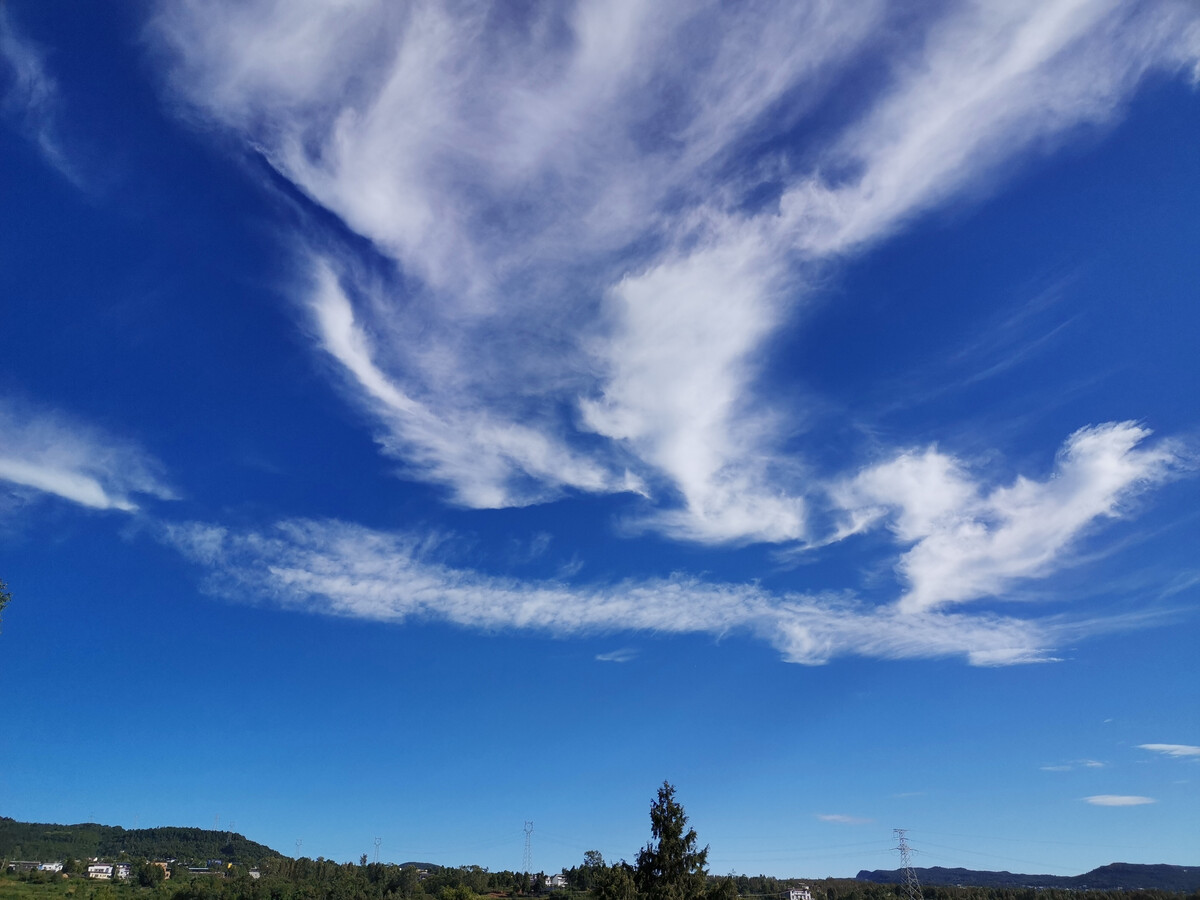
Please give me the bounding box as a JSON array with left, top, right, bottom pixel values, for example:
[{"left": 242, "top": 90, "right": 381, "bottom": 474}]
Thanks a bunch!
[{"left": 160, "top": 497, "right": 1154, "bottom": 667}]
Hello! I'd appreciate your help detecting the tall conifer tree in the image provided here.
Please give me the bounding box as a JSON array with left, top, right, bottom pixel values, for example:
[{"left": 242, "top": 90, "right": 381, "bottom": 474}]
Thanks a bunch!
[{"left": 635, "top": 782, "right": 710, "bottom": 900}]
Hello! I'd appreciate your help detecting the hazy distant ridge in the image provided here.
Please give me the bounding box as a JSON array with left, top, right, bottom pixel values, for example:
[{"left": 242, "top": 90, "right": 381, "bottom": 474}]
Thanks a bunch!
[{"left": 856, "top": 864, "right": 1200, "bottom": 892}]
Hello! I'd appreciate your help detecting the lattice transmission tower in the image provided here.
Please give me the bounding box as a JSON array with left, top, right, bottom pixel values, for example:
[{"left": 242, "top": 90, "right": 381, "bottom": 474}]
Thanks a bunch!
[
  {"left": 374, "top": 837, "right": 382, "bottom": 864},
  {"left": 893, "top": 829, "right": 923, "bottom": 900},
  {"left": 522, "top": 821, "right": 534, "bottom": 874}
]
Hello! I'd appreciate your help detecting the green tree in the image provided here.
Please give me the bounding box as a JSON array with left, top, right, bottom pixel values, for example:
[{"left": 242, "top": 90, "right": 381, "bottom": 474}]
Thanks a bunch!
[
  {"left": 570, "top": 851, "right": 607, "bottom": 891},
  {"left": 136, "top": 861, "right": 166, "bottom": 886},
  {"left": 635, "top": 783, "right": 709, "bottom": 900},
  {"left": 708, "top": 877, "right": 738, "bottom": 900},
  {"left": 595, "top": 865, "right": 636, "bottom": 900}
]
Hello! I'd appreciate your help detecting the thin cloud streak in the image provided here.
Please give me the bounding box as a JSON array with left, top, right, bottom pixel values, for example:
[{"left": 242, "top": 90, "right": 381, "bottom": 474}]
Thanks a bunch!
[
  {"left": 161, "top": 516, "right": 1111, "bottom": 667},
  {"left": 816, "top": 814, "right": 875, "bottom": 825},
  {"left": 1040, "top": 759, "right": 1105, "bottom": 772},
  {"left": 1139, "top": 744, "right": 1200, "bottom": 758},
  {"left": 595, "top": 648, "right": 638, "bottom": 664},
  {"left": 1083, "top": 795, "right": 1156, "bottom": 806},
  {"left": 0, "top": 7, "right": 82, "bottom": 184},
  {"left": 0, "top": 399, "right": 175, "bottom": 513},
  {"left": 148, "top": 0, "right": 1200, "bottom": 547}
]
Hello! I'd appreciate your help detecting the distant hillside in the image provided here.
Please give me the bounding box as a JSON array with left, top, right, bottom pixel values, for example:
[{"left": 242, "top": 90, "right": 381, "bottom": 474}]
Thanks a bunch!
[
  {"left": 856, "top": 863, "right": 1200, "bottom": 892},
  {"left": 0, "top": 817, "right": 283, "bottom": 866}
]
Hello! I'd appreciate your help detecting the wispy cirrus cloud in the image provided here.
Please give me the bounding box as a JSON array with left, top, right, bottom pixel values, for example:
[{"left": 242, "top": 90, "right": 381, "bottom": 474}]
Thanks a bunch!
[
  {"left": 161, "top": 516, "right": 1121, "bottom": 667},
  {"left": 1041, "top": 759, "right": 1105, "bottom": 772},
  {"left": 308, "top": 260, "right": 640, "bottom": 507},
  {"left": 783, "top": 0, "right": 1200, "bottom": 256},
  {"left": 147, "top": 0, "right": 1200, "bottom": 554},
  {"left": 0, "top": 399, "right": 175, "bottom": 513},
  {"left": 0, "top": 7, "right": 80, "bottom": 183},
  {"left": 596, "top": 648, "right": 638, "bottom": 664},
  {"left": 1083, "top": 795, "right": 1156, "bottom": 807},
  {"left": 816, "top": 814, "right": 875, "bottom": 825},
  {"left": 1139, "top": 744, "right": 1200, "bottom": 758}
]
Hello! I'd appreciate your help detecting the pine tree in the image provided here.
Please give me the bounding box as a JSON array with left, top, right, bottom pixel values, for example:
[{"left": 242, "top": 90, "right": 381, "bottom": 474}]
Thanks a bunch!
[{"left": 635, "top": 782, "right": 709, "bottom": 900}]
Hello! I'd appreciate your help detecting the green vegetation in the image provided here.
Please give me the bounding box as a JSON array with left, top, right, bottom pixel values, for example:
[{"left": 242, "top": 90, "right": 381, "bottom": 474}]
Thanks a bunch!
[
  {"left": 4, "top": 865, "right": 1199, "bottom": 900},
  {"left": 0, "top": 819, "right": 281, "bottom": 868},
  {"left": 4, "top": 787, "right": 1199, "bottom": 900}
]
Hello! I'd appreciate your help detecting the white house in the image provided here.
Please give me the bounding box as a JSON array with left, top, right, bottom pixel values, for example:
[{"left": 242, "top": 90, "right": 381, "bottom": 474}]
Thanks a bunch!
[
  {"left": 782, "top": 887, "right": 813, "bottom": 900},
  {"left": 38, "top": 862, "right": 64, "bottom": 873},
  {"left": 114, "top": 863, "right": 132, "bottom": 880},
  {"left": 88, "top": 864, "right": 114, "bottom": 880},
  {"left": 544, "top": 874, "right": 569, "bottom": 889}
]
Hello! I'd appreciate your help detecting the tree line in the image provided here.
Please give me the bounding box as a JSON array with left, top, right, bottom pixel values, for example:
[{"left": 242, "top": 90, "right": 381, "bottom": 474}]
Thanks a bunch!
[{"left": 5, "top": 787, "right": 1199, "bottom": 900}]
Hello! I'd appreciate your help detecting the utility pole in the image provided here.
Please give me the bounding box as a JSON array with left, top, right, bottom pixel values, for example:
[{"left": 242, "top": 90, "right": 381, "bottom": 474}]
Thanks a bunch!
[
  {"left": 522, "top": 822, "right": 534, "bottom": 875},
  {"left": 893, "top": 829, "right": 923, "bottom": 900}
]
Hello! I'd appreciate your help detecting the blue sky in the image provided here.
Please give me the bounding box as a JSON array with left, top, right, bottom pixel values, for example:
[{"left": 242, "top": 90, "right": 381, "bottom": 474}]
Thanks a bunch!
[{"left": 1, "top": 0, "right": 1198, "bottom": 880}]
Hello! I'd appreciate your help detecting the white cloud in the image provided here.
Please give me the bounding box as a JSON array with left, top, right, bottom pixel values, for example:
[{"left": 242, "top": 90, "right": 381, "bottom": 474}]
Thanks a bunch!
[
  {"left": 816, "top": 814, "right": 874, "bottom": 825},
  {"left": 836, "top": 423, "right": 1180, "bottom": 611},
  {"left": 1084, "top": 795, "right": 1156, "bottom": 806},
  {"left": 580, "top": 219, "right": 808, "bottom": 543},
  {"left": 162, "top": 516, "right": 1079, "bottom": 666},
  {"left": 139, "top": 0, "right": 1200, "bottom": 677},
  {"left": 146, "top": 0, "right": 1200, "bottom": 552},
  {"left": 0, "top": 399, "right": 175, "bottom": 513},
  {"left": 1139, "top": 743, "right": 1200, "bottom": 758}
]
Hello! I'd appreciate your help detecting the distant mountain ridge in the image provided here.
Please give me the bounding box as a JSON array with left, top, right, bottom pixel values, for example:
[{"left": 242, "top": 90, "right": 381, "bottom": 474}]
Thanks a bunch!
[
  {"left": 0, "top": 816, "right": 282, "bottom": 866},
  {"left": 856, "top": 863, "right": 1200, "bottom": 892}
]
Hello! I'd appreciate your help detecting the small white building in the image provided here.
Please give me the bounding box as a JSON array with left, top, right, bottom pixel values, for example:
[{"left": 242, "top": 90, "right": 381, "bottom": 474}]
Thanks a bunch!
[
  {"left": 782, "top": 888, "right": 812, "bottom": 900},
  {"left": 88, "top": 864, "right": 114, "bottom": 880},
  {"left": 39, "top": 862, "right": 64, "bottom": 873},
  {"left": 544, "top": 874, "right": 568, "bottom": 889},
  {"left": 114, "top": 863, "right": 132, "bottom": 880}
]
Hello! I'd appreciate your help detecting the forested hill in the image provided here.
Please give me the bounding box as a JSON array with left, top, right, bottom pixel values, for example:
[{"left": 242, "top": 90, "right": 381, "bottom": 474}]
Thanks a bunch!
[
  {"left": 856, "top": 864, "right": 1200, "bottom": 892},
  {"left": 0, "top": 817, "right": 282, "bottom": 865}
]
